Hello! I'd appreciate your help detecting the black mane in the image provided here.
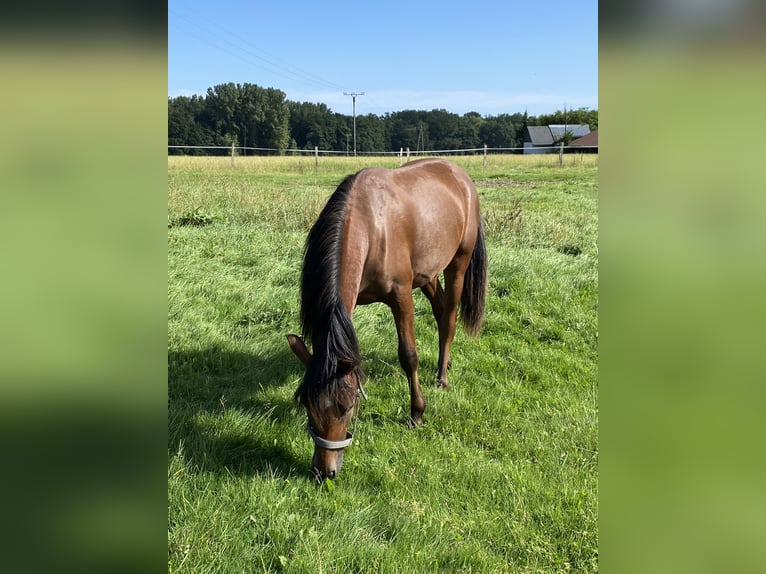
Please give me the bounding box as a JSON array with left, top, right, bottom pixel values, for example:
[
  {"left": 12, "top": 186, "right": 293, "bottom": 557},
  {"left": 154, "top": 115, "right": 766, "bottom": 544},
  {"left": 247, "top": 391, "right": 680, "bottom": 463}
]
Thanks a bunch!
[{"left": 296, "top": 174, "right": 364, "bottom": 405}]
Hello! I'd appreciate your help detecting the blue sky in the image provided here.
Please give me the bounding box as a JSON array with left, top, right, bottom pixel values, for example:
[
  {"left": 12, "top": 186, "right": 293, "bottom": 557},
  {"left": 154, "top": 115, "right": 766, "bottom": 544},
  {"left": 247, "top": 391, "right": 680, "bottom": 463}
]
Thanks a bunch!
[{"left": 168, "top": 1, "right": 597, "bottom": 117}]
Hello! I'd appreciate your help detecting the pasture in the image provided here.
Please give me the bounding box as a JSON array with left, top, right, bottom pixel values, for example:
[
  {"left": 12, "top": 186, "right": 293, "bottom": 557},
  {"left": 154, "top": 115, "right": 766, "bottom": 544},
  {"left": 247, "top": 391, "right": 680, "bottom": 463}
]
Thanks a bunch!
[{"left": 168, "top": 154, "right": 598, "bottom": 573}]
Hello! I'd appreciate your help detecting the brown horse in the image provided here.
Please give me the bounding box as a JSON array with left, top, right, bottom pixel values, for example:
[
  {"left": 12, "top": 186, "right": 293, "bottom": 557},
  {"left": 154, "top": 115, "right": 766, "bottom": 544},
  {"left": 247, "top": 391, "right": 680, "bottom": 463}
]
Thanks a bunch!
[{"left": 287, "top": 158, "right": 487, "bottom": 480}]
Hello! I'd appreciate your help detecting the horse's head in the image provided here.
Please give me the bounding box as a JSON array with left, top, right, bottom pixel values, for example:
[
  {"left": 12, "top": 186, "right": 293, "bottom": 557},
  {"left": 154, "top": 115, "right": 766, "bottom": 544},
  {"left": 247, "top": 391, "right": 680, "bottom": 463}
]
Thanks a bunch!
[{"left": 287, "top": 334, "right": 364, "bottom": 481}]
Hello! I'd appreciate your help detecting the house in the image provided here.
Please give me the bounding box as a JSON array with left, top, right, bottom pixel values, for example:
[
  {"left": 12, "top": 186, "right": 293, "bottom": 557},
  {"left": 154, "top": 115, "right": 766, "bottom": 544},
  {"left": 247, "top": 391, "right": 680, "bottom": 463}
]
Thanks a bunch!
[
  {"left": 523, "top": 126, "right": 555, "bottom": 154},
  {"left": 523, "top": 124, "right": 592, "bottom": 154},
  {"left": 569, "top": 130, "right": 598, "bottom": 152},
  {"left": 549, "top": 124, "right": 591, "bottom": 140}
]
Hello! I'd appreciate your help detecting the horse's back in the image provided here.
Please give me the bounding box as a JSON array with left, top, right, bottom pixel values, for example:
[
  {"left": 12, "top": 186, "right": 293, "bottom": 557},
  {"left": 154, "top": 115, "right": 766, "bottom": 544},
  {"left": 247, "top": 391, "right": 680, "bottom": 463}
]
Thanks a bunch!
[
  {"left": 348, "top": 159, "right": 480, "bottom": 296},
  {"left": 353, "top": 159, "right": 476, "bottom": 227},
  {"left": 391, "top": 158, "right": 475, "bottom": 202}
]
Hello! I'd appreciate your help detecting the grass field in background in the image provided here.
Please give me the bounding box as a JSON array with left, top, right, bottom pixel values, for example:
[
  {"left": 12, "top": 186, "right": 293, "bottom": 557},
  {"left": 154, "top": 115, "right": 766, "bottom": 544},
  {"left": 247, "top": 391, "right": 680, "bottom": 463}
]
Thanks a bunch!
[{"left": 168, "top": 154, "right": 598, "bottom": 573}]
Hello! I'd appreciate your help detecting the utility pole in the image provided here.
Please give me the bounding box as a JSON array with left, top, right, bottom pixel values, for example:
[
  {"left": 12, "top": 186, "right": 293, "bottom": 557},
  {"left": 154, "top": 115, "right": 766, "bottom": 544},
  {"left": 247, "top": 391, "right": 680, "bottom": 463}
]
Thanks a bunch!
[{"left": 343, "top": 91, "right": 364, "bottom": 156}]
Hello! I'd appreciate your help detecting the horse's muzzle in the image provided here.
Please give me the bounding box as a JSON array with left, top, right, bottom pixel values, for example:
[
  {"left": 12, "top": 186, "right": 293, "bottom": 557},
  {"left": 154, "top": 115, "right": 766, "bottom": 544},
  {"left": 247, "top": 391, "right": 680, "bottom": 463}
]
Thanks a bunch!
[{"left": 312, "top": 448, "right": 344, "bottom": 481}]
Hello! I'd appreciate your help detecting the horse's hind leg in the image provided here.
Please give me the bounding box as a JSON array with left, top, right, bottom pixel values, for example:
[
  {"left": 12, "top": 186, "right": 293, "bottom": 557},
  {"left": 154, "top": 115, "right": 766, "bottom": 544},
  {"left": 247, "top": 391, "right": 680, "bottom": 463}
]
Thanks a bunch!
[
  {"left": 389, "top": 288, "right": 426, "bottom": 426},
  {"left": 420, "top": 278, "right": 452, "bottom": 377},
  {"left": 434, "top": 264, "right": 467, "bottom": 388},
  {"left": 421, "top": 277, "right": 445, "bottom": 323}
]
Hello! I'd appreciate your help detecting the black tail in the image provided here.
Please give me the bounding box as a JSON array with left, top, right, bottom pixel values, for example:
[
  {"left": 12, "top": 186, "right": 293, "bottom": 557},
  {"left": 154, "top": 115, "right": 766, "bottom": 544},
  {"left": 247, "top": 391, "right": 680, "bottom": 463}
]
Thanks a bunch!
[{"left": 460, "top": 216, "right": 487, "bottom": 336}]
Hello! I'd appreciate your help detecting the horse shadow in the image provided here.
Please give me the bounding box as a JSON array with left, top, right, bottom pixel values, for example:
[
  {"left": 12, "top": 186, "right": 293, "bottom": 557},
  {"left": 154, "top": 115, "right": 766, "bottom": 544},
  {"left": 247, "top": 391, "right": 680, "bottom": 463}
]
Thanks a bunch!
[{"left": 168, "top": 342, "right": 310, "bottom": 479}]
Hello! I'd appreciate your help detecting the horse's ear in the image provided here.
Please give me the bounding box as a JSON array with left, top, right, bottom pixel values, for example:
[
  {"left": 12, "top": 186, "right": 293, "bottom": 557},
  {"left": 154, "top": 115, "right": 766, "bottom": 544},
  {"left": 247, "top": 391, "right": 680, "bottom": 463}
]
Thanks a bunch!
[{"left": 286, "top": 334, "right": 311, "bottom": 368}]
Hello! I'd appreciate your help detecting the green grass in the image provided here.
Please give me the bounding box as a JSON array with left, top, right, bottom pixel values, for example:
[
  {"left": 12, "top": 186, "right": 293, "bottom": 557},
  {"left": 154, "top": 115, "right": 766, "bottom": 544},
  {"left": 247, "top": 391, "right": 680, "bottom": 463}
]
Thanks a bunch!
[{"left": 168, "top": 154, "right": 598, "bottom": 573}]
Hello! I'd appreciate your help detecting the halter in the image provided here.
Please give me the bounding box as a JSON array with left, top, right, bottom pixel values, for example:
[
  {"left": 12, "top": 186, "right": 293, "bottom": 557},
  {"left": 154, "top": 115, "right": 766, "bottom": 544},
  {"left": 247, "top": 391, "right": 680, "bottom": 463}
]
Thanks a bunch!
[{"left": 306, "top": 381, "right": 367, "bottom": 450}]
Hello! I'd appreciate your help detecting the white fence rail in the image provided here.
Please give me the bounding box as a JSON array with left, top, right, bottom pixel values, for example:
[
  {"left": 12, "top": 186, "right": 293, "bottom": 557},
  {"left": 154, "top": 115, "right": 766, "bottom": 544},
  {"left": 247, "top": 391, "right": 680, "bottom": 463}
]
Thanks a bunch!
[
  {"left": 168, "top": 144, "right": 598, "bottom": 156},
  {"left": 169, "top": 143, "right": 597, "bottom": 170}
]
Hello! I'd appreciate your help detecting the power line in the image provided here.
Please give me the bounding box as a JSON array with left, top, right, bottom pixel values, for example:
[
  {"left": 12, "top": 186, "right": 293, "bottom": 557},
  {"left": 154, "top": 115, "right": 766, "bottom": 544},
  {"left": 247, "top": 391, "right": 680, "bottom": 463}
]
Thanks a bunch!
[
  {"left": 344, "top": 92, "right": 365, "bottom": 156},
  {"left": 169, "top": 7, "right": 346, "bottom": 92}
]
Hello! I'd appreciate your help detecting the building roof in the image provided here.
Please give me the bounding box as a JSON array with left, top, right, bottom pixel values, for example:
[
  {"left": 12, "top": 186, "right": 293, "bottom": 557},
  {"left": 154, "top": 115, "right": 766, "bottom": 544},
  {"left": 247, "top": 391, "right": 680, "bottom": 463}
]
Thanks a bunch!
[
  {"left": 570, "top": 130, "right": 598, "bottom": 147},
  {"left": 549, "top": 124, "right": 591, "bottom": 139},
  {"left": 525, "top": 124, "right": 593, "bottom": 146},
  {"left": 525, "top": 126, "right": 554, "bottom": 145}
]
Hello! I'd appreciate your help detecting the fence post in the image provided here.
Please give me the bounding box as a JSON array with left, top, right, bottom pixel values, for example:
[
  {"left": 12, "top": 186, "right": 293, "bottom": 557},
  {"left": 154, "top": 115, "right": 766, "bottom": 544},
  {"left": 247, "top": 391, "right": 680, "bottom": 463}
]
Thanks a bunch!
[
  {"left": 559, "top": 142, "right": 564, "bottom": 167},
  {"left": 314, "top": 146, "right": 318, "bottom": 174},
  {"left": 483, "top": 144, "right": 488, "bottom": 169},
  {"left": 231, "top": 141, "right": 235, "bottom": 167},
  {"left": 399, "top": 148, "right": 403, "bottom": 166},
  {"left": 406, "top": 147, "right": 410, "bottom": 162}
]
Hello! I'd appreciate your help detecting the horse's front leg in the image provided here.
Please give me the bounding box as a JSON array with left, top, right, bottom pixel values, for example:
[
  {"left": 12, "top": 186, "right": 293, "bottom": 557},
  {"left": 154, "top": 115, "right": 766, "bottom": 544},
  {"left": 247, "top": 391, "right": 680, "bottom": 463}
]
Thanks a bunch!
[{"left": 389, "top": 289, "right": 425, "bottom": 426}]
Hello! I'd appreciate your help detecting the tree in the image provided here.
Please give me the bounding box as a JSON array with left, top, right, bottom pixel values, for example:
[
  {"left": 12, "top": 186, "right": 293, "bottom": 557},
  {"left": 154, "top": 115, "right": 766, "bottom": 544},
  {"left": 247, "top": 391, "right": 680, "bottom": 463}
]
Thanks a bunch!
[
  {"left": 479, "top": 113, "right": 524, "bottom": 149},
  {"left": 200, "top": 83, "right": 290, "bottom": 153},
  {"left": 237, "top": 83, "right": 266, "bottom": 153},
  {"left": 168, "top": 95, "right": 218, "bottom": 154},
  {"left": 288, "top": 101, "right": 338, "bottom": 150},
  {"left": 169, "top": 84, "right": 597, "bottom": 154},
  {"left": 560, "top": 129, "right": 575, "bottom": 146},
  {"left": 426, "top": 109, "right": 459, "bottom": 150},
  {"left": 355, "top": 114, "right": 388, "bottom": 153},
  {"left": 537, "top": 107, "right": 598, "bottom": 131},
  {"left": 258, "top": 88, "right": 290, "bottom": 152},
  {"left": 205, "top": 83, "right": 241, "bottom": 142},
  {"left": 457, "top": 112, "right": 483, "bottom": 151},
  {"left": 389, "top": 110, "right": 428, "bottom": 152}
]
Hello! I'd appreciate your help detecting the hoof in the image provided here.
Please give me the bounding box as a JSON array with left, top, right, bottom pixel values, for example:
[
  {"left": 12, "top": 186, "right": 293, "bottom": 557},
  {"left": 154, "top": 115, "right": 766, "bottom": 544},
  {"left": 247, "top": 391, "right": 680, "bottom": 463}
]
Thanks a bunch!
[
  {"left": 436, "top": 379, "right": 448, "bottom": 389},
  {"left": 409, "top": 411, "right": 424, "bottom": 427}
]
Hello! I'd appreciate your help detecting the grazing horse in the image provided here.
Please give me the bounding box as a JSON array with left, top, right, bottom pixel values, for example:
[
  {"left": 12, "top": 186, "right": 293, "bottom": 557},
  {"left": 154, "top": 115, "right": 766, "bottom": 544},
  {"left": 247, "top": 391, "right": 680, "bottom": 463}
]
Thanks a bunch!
[{"left": 287, "top": 158, "right": 487, "bottom": 480}]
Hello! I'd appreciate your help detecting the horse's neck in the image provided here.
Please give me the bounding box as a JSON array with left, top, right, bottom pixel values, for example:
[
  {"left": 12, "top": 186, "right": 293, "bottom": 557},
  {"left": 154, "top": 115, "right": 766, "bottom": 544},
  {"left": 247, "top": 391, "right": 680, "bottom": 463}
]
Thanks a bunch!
[{"left": 338, "top": 222, "right": 368, "bottom": 318}]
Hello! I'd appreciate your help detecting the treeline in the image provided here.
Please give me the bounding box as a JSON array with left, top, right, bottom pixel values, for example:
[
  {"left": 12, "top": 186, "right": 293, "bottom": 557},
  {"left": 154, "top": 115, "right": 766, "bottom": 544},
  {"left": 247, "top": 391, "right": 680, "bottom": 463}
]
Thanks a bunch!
[{"left": 168, "top": 82, "right": 598, "bottom": 155}]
